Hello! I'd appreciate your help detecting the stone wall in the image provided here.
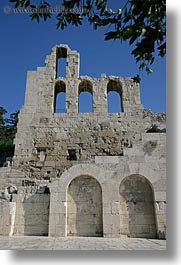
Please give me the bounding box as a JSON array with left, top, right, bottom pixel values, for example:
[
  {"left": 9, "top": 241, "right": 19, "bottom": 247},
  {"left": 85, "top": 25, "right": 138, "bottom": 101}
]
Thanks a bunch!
[
  {"left": 0, "top": 201, "right": 11, "bottom": 236},
  {"left": 14, "top": 190, "right": 50, "bottom": 236},
  {"left": 0, "top": 44, "right": 166, "bottom": 240}
]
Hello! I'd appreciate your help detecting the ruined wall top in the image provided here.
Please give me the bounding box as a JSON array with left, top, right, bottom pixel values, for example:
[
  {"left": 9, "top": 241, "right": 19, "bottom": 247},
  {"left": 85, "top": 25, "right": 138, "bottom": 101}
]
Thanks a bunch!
[
  {"left": 45, "top": 44, "right": 80, "bottom": 79},
  {"left": 12, "top": 44, "right": 165, "bottom": 178},
  {"left": 22, "top": 44, "right": 143, "bottom": 115}
]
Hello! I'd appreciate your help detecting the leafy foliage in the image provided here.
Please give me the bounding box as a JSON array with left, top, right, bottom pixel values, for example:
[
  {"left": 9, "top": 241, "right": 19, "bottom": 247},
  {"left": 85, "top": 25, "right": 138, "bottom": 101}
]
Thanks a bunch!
[
  {"left": 9, "top": 0, "right": 166, "bottom": 81},
  {"left": 0, "top": 107, "right": 19, "bottom": 166},
  {"left": 0, "top": 107, "right": 7, "bottom": 126}
]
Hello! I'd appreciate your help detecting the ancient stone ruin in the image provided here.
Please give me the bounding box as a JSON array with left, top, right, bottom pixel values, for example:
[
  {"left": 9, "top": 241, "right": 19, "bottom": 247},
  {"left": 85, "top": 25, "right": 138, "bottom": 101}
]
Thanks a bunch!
[{"left": 0, "top": 44, "right": 166, "bottom": 239}]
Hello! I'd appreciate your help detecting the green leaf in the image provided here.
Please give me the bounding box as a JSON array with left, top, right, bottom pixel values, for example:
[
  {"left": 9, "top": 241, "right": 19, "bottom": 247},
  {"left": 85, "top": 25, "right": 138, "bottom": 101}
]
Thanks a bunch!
[
  {"left": 129, "top": 34, "right": 137, "bottom": 45},
  {"left": 97, "top": 2, "right": 103, "bottom": 10},
  {"left": 43, "top": 13, "right": 51, "bottom": 21},
  {"left": 15, "top": 2, "right": 19, "bottom": 8},
  {"left": 93, "top": 21, "right": 98, "bottom": 30},
  {"left": 104, "top": 31, "right": 118, "bottom": 41},
  {"left": 132, "top": 75, "right": 141, "bottom": 83},
  {"left": 25, "top": 1, "right": 30, "bottom": 8},
  {"left": 121, "top": 26, "right": 133, "bottom": 40},
  {"left": 139, "top": 63, "right": 146, "bottom": 70},
  {"left": 123, "top": 14, "right": 131, "bottom": 23},
  {"left": 109, "top": 9, "right": 115, "bottom": 15},
  {"left": 146, "top": 67, "right": 153, "bottom": 74},
  {"left": 30, "top": 13, "right": 40, "bottom": 23},
  {"left": 63, "top": 0, "right": 75, "bottom": 9},
  {"left": 158, "top": 42, "right": 166, "bottom": 57},
  {"left": 100, "top": 18, "right": 112, "bottom": 26},
  {"left": 118, "top": 9, "right": 122, "bottom": 15}
]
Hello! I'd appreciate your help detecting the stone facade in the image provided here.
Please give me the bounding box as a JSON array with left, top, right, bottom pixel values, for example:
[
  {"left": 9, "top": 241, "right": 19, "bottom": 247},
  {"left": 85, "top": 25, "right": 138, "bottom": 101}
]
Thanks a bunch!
[{"left": 0, "top": 45, "right": 166, "bottom": 239}]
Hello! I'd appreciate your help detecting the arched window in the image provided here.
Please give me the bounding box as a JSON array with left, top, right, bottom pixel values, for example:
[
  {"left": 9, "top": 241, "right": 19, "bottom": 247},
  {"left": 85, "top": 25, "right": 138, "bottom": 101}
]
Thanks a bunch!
[
  {"left": 78, "top": 80, "right": 93, "bottom": 113},
  {"left": 54, "top": 81, "right": 66, "bottom": 113},
  {"left": 56, "top": 47, "right": 67, "bottom": 78},
  {"left": 107, "top": 80, "right": 123, "bottom": 113}
]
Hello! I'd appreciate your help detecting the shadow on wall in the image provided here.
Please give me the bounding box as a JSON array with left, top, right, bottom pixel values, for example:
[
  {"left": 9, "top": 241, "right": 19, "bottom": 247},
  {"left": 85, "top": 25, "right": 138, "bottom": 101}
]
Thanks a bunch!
[
  {"left": 120, "top": 174, "right": 157, "bottom": 239},
  {"left": 23, "top": 187, "right": 50, "bottom": 236},
  {"left": 67, "top": 175, "right": 103, "bottom": 237}
]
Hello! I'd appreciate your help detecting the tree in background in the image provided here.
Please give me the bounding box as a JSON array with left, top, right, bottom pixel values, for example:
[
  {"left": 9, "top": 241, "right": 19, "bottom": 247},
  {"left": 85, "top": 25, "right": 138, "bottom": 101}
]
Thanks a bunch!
[
  {"left": 0, "top": 107, "right": 19, "bottom": 166},
  {"left": 9, "top": 0, "right": 166, "bottom": 82},
  {"left": 0, "top": 107, "right": 7, "bottom": 126}
]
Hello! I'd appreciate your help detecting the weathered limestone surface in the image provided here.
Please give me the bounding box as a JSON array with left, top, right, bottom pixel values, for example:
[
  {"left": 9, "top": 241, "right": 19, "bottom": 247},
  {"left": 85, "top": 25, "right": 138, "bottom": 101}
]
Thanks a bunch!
[
  {"left": 0, "top": 45, "right": 166, "bottom": 243},
  {"left": 67, "top": 175, "right": 103, "bottom": 237}
]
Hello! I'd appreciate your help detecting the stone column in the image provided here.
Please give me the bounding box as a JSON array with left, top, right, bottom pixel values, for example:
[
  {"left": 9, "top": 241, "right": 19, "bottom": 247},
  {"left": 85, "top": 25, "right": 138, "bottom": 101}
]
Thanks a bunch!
[
  {"left": 66, "top": 51, "right": 80, "bottom": 79},
  {"left": 49, "top": 188, "right": 67, "bottom": 237},
  {"left": 154, "top": 192, "right": 166, "bottom": 239},
  {"left": 93, "top": 75, "right": 107, "bottom": 114},
  {"left": 102, "top": 180, "right": 120, "bottom": 237}
]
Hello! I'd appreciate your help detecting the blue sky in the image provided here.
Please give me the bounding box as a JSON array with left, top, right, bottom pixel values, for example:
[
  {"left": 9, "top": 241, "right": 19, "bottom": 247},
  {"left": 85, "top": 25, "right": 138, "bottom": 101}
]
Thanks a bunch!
[{"left": 0, "top": 1, "right": 166, "bottom": 115}]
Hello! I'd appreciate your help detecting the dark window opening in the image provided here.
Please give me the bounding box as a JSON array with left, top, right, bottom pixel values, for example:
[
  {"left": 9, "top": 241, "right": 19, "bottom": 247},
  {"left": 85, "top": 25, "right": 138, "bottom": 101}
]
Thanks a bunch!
[
  {"left": 36, "top": 148, "right": 46, "bottom": 162},
  {"left": 44, "top": 187, "right": 50, "bottom": 194},
  {"left": 22, "top": 180, "right": 36, "bottom": 187},
  {"left": 37, "top": 186, "right": 50, "bottom": 194},
  {"left": 146, "top": 124, "right": 166, "bottom": 133},
  {"left": 67, "top": 149, "right": 77, "bottom": 161}
]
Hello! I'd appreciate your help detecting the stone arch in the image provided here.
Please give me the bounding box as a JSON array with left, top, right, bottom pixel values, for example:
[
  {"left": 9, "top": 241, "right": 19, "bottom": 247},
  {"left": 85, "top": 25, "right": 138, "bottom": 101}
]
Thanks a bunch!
[
  {"left": 111, "top": 162, "right": 160, "bottom": 187},
  {"left": 66, "top": 175, "right": 103, "bottom": 237},
  {"left": 78, "top": 80, "right": 93, "bottom": 112},
  {"left": 107, "top": 80, "right": 123, "bottom": 112},
  {"left": 54, "top": 80, "right": 66, "bottom": 113},
  {"left": 49, "top": 164, "right": 105, "bottom": 194},
  {"left": 119, "top": 174, "right": 157, "bottom": 238},
  {"left": 49, "top": 164, "right": 106, "bottom": 237}
]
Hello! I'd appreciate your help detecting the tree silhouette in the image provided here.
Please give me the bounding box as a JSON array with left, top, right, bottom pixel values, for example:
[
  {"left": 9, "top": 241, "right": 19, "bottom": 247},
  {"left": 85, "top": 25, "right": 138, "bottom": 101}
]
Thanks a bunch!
[{"left": 0, "top": 107, "right": 19, "bottom": 166}]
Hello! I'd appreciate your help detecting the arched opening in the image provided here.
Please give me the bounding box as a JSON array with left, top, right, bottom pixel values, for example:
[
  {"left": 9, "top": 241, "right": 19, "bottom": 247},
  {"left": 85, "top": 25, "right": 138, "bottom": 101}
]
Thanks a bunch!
[
  {"left": 54, "top": 81, "right": 66, "bottom": 113},
  {"left": 107, "top": 80, "right": 123, "bottom": 112},
  {"left": 67, "top": 175, "right": 103, "bottom": 237},
  {"left": 78, "top": 80, "right": 93, "bottom": 113},
  {"left": 56, "top": 47, "right": 67, "bottom": 78},
  {"left": 119, "top": 174, "right": 157, "bottom": 238},
  {"left": 107, "top": 91, "right": 121, "bottom": 113},
  {"left": 23, "top": 187, "right": 50, "bottom": 236}
]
